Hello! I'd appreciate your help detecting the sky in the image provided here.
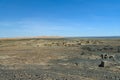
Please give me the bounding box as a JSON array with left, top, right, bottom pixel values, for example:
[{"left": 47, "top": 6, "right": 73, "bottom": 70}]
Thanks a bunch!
[{"left": 0, "top": 0, "right": 120, "bottom": 37}]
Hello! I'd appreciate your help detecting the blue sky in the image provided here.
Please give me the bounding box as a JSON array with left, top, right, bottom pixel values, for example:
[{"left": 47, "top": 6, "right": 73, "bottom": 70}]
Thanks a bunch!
[{"left": 0, "top": 0, "right": 120, "bottom": 37}]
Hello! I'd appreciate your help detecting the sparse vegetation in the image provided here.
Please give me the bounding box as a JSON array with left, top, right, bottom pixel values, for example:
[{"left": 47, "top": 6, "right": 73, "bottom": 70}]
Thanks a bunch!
[{"left": 0, "top": 38, "right": 120, "bottom": 80}]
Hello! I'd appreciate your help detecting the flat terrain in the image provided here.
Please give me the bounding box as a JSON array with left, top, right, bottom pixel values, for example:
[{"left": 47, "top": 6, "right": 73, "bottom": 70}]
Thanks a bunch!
[{"left": 0, "top": 38, "right": 120, "bottom": 80}]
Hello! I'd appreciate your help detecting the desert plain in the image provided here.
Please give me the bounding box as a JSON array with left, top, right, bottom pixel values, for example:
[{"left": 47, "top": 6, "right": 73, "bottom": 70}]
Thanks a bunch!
[{"left": 0, "top": 37, "right": 120, "bottom": 80}]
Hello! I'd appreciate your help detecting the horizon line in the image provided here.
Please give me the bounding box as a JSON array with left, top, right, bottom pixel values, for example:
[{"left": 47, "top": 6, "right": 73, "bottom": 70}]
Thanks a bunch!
[{"left": 0, "top": 35, "right": 120, "bottom": 39}]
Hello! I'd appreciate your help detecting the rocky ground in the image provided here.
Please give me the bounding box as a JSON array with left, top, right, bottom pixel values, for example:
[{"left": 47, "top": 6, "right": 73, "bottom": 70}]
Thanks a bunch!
[{"left": 0, "top": 38, "right": 120, "bottom": 80}]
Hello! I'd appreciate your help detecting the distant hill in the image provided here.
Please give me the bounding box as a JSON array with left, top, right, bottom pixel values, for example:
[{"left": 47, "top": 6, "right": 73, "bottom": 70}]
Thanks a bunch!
[{"left": 0, "top": 36, "right": 64, "bottom": 40}]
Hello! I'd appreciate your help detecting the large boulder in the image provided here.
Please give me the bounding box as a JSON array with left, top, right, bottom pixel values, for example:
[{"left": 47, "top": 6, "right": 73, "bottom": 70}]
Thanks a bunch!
[{"left": 99, "top": 61, "right": 113, "bottom": 67}]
